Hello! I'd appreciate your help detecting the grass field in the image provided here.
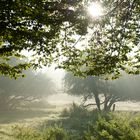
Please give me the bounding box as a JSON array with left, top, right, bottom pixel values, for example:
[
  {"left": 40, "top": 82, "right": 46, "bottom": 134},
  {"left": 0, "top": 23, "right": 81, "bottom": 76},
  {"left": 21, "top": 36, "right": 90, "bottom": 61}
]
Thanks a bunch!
[{"left": 0, "top": 103, "right": 140, "bottom": 140}]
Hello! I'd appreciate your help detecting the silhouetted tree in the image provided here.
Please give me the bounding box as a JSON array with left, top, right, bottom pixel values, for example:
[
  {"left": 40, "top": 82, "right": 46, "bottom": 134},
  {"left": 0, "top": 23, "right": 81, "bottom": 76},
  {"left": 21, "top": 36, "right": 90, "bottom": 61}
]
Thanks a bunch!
[{"left": 64, "top": 72, "right": 140, "bottom": 111}]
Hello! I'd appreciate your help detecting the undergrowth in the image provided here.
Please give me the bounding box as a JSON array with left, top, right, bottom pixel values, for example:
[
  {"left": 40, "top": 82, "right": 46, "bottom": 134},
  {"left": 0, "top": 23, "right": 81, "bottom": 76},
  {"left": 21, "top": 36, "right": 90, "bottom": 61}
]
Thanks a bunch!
[{"left": 2, "top": 103, "right": 140, "bottom": 140}]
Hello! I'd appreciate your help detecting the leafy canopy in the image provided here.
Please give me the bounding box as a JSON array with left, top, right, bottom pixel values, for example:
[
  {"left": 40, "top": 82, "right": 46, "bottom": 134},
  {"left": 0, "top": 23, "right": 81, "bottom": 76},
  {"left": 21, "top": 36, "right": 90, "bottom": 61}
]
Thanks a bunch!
[{"left": 0, "top": 0, "right": 140, "bottom": 77}]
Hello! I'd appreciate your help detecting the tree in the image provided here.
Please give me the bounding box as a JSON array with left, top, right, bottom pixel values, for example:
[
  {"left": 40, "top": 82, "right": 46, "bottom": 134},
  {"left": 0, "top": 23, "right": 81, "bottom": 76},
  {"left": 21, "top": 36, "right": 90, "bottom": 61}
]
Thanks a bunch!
[
  {"left": 59, "top": 0, "right": 140, "bottom": 78},
  {"left": 64, "top": 72, "right": 140, "bottom": 111},
  {"left": 64, "top": 72, "right": 115, "bottom": 111},
  {"left": 0, "top": 69, "right": 56, "bottom": 110},
  {"left": 0, "top": 0, "right": 88, "bottom": 77},
  {"left": 0, "top": 0, "right": 140, "bottom": 78}
]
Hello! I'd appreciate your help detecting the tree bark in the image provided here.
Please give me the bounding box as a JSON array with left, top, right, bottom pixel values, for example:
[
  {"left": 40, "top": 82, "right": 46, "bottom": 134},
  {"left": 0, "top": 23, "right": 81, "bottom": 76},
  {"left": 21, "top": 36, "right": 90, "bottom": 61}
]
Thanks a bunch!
[{"left": 94, "top": 94, "right": 101, "bottom": 111}]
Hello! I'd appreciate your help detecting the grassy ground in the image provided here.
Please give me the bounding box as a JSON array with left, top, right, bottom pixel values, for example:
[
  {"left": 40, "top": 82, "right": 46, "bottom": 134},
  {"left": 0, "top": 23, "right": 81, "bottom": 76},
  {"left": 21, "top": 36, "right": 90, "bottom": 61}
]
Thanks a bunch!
[
  {"left": 0, "top": 109, "right": 58, "bottom": 124},
  {"left": 0, "top": 104, "right": 140, "bottom": 140},
  {"left": 0, "top": 106, "right": 62, "bottom": 139}
]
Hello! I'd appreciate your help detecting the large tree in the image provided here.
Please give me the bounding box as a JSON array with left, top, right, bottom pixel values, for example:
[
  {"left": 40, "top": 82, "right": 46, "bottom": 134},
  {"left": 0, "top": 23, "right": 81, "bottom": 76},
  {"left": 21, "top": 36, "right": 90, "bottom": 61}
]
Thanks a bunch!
[
  {"left": 60, "top": 0, "right": 140, "bottom": 78},
  {"left": 0, "top": 0, "right": 88, "bottom": 77},
  {"left": 0, "top": 0, "right": 140, "bottom": 78},
  {"left": 64, "top": 72, "right": 140, "bottom": 111}
]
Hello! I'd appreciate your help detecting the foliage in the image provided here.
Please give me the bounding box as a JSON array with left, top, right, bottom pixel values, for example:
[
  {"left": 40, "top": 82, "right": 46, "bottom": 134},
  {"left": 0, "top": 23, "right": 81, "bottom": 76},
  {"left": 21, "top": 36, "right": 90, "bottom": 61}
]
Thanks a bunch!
[
  {"left": 13, "top": 125, "right": 69, "bottom": 140},
  {"left": 60, "top": 103, "right": 94, "bottom": 132},
  {"left": 9, "top": 107, "right": 140, "bottom": 140},
  {"left": 0, "top": 0, "right": 88, "bottom": 77},
  {"left": 12, "top": 125, "right": 41, "bottom": 140},
  {"left": 61, "top": 103, "right": 89, "bottom": 118},
  {"left": 0, "top": 0, "right": 140, "bottom": 77},
  {"left": 129, "top": 117, "right": 140, "bottom": 138},
  {"left": 56, "top": 107, "right": 140, "bottom": 140},
  {"left": 42, "top": 126, "right": 68, "bottom": 140},
  {"left": 64, "top": 72, "right": 115, "bottom": 111},
  {"left": 59, "top": 0, "right": 140, "bottom": 78},
  {"left": 84, "top": 116, "right": 139, "bottom": 140},
  {"left": 0, "top": 56, "right": 31, "bottom": 78},
  {"left": 64, "top": 72, "right": 140, "bottom": 111}
]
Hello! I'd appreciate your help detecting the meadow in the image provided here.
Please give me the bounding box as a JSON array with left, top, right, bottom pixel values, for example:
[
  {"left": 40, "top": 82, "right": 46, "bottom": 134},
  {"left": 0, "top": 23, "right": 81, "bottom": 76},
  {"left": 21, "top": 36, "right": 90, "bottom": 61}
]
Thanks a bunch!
[{"left": 0, "top": 103, "right": 140, "bottom": 140}]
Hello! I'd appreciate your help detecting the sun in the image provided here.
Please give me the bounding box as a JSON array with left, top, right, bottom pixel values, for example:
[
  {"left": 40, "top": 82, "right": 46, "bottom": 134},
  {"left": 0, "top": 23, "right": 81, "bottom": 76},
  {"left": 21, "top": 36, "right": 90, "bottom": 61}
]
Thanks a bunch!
[{"left": 87, "top": 2, "right": 103, "bottom": 18}]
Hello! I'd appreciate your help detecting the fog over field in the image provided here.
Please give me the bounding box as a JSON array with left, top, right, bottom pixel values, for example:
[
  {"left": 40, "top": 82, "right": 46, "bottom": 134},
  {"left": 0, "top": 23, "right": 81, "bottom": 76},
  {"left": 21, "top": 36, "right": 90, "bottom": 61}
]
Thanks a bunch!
[
  {"left": 44, "top": 67, "right": 140, "bottom": 111},
  {"left": 47, "top": 93, "right": 140, "bottom": 111},
  {"left": 1, "top": 1, "right": 140, "bottom": 139},
  {"left": 0, "top": 66, "right": 140, "bottom": 126}
]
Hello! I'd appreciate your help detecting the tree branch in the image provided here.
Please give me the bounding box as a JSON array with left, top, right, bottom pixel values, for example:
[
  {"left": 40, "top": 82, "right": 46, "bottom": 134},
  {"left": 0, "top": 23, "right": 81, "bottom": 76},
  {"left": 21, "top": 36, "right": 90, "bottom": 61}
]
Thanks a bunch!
[{"left": 83, "top": 100, "right": 105, "bottom": 108}]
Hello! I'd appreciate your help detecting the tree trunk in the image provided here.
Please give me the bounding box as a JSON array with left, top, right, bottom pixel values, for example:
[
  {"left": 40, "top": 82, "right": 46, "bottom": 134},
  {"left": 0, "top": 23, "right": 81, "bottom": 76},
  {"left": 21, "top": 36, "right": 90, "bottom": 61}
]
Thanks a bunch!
[
  {"left": 112, "top": 104, "right": 116, "bottom": 111},
  {"left": 104, "top": 100, "right": 108, "bottom": 111},
  {"left": 94, "top": 94, "right": 101, "bottom": 111},
  {"left": 103, "top": 95, "right": 110, "bottom": 111},
  {"left": 104, "top": 98, "right": 116, "bottom": 112}
]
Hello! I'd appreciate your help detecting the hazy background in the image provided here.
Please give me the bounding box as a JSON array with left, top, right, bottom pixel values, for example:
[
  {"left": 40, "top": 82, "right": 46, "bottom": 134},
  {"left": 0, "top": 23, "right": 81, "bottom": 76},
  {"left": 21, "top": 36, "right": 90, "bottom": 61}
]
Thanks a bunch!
[{"left": 0, "top": 66, "right": 140, "bottom": 124}]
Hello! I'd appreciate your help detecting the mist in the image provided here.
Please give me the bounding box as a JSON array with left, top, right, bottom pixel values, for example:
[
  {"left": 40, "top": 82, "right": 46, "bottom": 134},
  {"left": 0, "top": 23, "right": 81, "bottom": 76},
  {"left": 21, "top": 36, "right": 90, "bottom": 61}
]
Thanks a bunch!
[{"left": 0, "top": 65, "right": 140, "bottom": 126}]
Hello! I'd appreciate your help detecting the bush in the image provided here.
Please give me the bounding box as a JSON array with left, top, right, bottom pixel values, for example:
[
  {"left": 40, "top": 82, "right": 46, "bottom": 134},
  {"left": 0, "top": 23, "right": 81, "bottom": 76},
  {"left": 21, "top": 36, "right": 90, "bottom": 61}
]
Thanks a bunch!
[
  {"left": 42, "top": 125, "right": 68, "bottom": 140},
  {"left": 130, "top": 117, "right": 140, "bottom": 130},
  {"left": 12, "top": 125, "right": 41, "bottom": 140},
  {"left": 84, "top": 116, "right": 140, "bottom": 140},
  {"left": 61, "top": 103, "right": 89, "bottom": 118},
  {"left": 12, "top": 125, "right": 69, "bottom": 140},
  {"left": 11, "top": 106, "right": 140, "bottom": 140}
]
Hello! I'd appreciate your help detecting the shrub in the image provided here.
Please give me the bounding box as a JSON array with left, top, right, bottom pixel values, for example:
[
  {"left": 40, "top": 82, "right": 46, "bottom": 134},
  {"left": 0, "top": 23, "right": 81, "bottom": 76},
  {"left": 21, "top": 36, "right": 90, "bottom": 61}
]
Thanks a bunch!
[
  {"left": 12, "top": 125, "right": 69, "bottom": 140},
  {"left": 12, "top": 125, "right": 41, "bottom": 140},
  {"left": 42, "top": 125, "right": 68, "bottom": 140},
  {"left": 61, "top": 103, "right": 89, "bottom": 118},
  {"left": 84, "top": 116, "right": 140, "bottom": 140},
  {"left": 130, "top": 117, "right": 140, "bottom": 130},
  {"left": 12, "top": 107, "right": 140, "bottom": 140}
]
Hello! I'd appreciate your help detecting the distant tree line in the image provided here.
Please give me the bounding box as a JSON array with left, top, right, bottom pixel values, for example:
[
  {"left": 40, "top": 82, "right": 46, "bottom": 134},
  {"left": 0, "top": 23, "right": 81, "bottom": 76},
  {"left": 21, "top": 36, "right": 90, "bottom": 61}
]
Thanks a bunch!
[{"left": 0, "top": 69, "right": 55, "bottom": 110}]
